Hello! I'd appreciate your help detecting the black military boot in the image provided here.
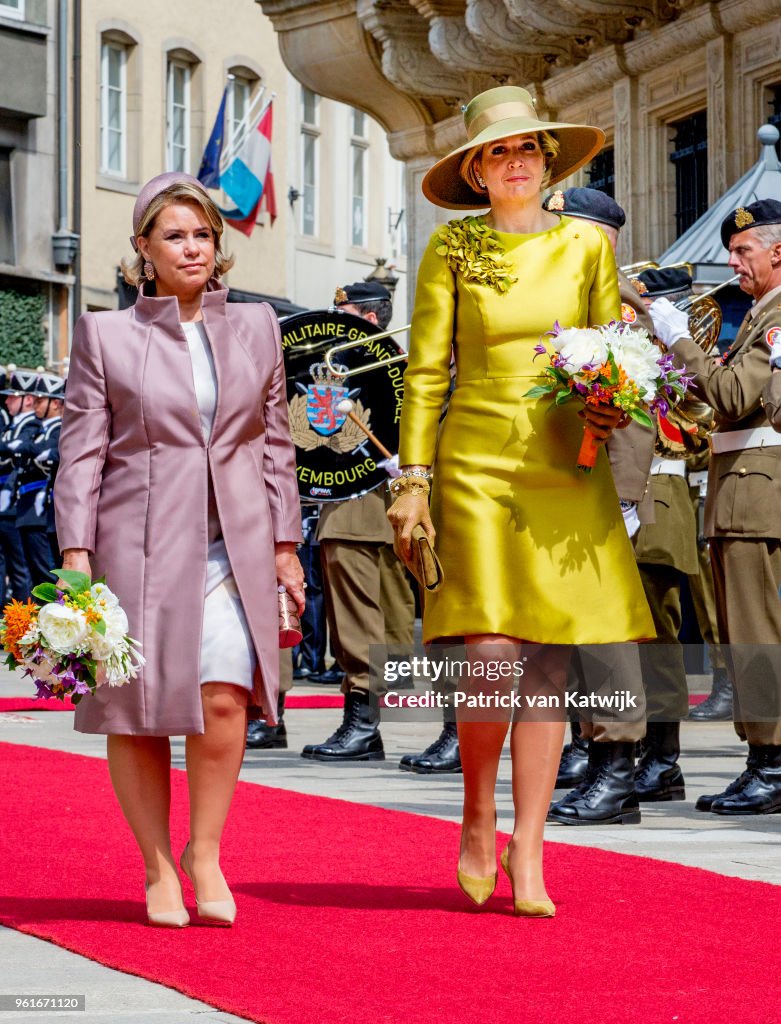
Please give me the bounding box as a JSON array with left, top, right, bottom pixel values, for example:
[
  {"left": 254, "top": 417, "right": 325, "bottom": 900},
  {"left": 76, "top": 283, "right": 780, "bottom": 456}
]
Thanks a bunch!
[
  {"left": 547, "top": 741, "right": 641, "bottom": 825},
  {"left": 555, "top": 722, "right": 589, "bottom": 788},
  {"left": 301, "top": 690, "right": 385, "bottom": 762},
  {"left": 399, "top": 721, "right": 461, "bottom": 774},
  {"left": 709, "top": 745, "right": 781, "bottom": 815},
  {"left": 688, "top": 667, "right": 733, "bottom": 721},
  {"left": 634, "top": 722, "right": 686, "bottom": 802},
  {"left": 246, "top": 694, "right": 287, "bottom": 750},
  {"left": 695, "top": 748, "right": 760, "bottom": 812}
]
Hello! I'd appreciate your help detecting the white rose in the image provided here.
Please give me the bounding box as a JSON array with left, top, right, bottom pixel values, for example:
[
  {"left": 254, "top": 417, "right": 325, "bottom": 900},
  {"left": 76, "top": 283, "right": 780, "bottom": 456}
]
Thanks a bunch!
[
  {"left": 37, "top": 604, "right": 90, "bottom": 655},
  {"left": 88, "top": 603, "right": 129, "bottom": 660},
  {"left": 90, "top": 582, "right": 120, "bottom": 609},
  {"left": 554, "top": 328, "right": 608, "bottom": 372},
  {"left": 613, "top": 333, "right": 660, "bottom": 398}
]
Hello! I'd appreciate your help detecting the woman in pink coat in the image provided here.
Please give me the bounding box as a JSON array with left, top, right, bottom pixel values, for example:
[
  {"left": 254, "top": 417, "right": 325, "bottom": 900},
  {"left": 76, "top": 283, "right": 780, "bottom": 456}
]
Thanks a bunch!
[{"left": 55, "top": 172, "right": 303, "bottom": 928}]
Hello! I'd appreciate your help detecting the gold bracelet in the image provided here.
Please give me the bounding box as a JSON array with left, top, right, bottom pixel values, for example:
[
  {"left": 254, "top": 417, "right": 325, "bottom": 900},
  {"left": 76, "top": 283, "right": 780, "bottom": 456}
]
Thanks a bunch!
[{"left": 390, "top": 475, "right": 431, "bottom": 498}]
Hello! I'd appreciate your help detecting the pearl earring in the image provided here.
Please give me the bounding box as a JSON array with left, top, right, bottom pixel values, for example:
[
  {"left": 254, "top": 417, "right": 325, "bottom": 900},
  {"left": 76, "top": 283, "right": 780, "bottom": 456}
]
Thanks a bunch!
[
  {"left": 476, "top": 174, "right": 486, "bottom": 189},
  {"left": 143, "top": 261, "right": 155, "bottom": 281}
]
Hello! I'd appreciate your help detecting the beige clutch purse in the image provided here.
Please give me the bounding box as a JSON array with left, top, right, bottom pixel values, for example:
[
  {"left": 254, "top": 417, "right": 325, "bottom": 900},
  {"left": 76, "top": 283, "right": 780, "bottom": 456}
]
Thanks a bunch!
[{"left": 402, "top": 525, "right": 445, "bottom": 592}]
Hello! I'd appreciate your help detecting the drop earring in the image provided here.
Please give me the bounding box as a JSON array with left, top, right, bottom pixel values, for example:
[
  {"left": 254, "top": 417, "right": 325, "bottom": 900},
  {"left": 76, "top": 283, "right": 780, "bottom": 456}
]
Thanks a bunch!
[
  {"left": 476, "top": 173, "right": 486, "bottom": 189},
  {"left": 143, "top": 261, "right": 155, "bottom": 281}
]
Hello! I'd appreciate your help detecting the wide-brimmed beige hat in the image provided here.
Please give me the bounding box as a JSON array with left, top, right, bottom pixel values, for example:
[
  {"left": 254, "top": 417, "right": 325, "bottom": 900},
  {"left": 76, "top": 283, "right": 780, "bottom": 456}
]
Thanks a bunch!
[{"left": 422, "top": 86, "right": 606, "bottom": 210}]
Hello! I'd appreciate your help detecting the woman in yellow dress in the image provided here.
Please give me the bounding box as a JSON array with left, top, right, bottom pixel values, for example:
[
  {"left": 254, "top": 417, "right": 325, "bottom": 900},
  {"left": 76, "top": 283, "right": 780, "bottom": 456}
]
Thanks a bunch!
[{"left": 389, "top": 87, "right": 653, "bottom": 917}]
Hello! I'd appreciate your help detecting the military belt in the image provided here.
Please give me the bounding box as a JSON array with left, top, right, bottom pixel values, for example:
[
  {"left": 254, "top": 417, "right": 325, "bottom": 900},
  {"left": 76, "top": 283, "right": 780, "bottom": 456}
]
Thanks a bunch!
[
  {"left": 650, "top": 457, "right": 687, "bottom": 477},
  {"left": 18, "top": 480, "right": 47, "bottom": 495},
  {"left": 710, "top": 427, "right": 781, "bottom": 454}
]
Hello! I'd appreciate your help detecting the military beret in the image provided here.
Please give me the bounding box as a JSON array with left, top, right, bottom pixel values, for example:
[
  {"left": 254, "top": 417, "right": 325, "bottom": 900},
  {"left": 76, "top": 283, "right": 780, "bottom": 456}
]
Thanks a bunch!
[
  {"left": 720, "top": 199, "right": 781, "bottom": 248},
  {"left": 543, "top": 187, "right": 626, "bottom": 230},
  {"left": 637, "top": 267, "right": 693, "bottom": 297},
  {"left": 334, "top": 281, "right": 392, "bottom": 306}
]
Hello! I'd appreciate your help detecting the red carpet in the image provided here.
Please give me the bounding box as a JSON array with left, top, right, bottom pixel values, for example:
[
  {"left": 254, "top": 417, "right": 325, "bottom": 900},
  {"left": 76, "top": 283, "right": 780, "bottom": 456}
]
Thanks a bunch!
[
  {"left": 0, "top": 743, "right": 779, "bottom": 1024},
  {"left": 0, "top": 694, "right": 344, "bottom": 712}
]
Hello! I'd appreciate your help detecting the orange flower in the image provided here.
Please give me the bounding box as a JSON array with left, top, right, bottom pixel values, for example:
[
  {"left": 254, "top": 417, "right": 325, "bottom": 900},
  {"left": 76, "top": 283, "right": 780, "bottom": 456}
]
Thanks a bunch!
[{"left": 1, "top": 599, "right": 38, "bottom": 660}]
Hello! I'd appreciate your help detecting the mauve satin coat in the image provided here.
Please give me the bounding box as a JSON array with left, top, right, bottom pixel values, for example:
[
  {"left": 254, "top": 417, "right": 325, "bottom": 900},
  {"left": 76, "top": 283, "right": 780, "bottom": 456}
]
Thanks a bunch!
[{"left": 55, "top": 282, "right": 302, "bottom": 735}]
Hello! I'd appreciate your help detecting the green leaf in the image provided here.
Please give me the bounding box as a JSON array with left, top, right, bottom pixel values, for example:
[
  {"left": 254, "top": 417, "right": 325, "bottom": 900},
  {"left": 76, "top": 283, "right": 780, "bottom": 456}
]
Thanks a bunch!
[
  {"left": 607, "top": 351, "right": 620, "bottom": 385},
  {"left": 32, "top": 582, "right": 59, "bottom": 603},
  {"left": 93, "top": 618, "right": 107, "bottom": 636},
  {"left": 524, "top": 384, "right": 555, "bottom": 398},
  {"left": 549, "top": 366, "right": 570, "bottom": 385},
  {"left": 71, "top": 692, "right": 83, "bottom": 705},
  {"left": 83, "top": 658, "right": 98, "bottom": 682},
  {"left": 629, "top": 407, "right": 654, "bottom": 428},
  {"left": 51, "top": 569, "right": 91, "bottom": 593},
  {"left": 555, "top": 390, "right": 574, "bottom": 406}
]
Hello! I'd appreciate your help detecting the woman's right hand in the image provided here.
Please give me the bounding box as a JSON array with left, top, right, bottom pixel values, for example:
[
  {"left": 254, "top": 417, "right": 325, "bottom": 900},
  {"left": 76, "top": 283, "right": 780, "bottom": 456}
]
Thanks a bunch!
[
  {"left": 387, "top": 494, "right": 435, "bottom": 563},
  {"left": 61, "top": 548, "right": 92, "bottom": 581}
]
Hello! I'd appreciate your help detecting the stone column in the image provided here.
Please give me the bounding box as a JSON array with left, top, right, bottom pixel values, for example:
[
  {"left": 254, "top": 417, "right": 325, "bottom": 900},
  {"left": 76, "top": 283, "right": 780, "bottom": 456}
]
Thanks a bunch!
[
  {"left": 613, "top": 74, "right": 642, "bottom": 266},
  {"left": 706, "top": 33, "right": 736, "bottom": 203}
]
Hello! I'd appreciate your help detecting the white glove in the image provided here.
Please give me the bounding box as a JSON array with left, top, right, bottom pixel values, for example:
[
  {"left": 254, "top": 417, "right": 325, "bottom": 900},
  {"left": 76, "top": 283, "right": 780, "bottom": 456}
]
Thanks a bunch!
[
  {"left": 377, "top": 454, "right": 402, "bottom": 478},
  {"left": 770, "top": 340, "right": 781, "bottom": 369},
  {"left": 620, "top": 500, "right": 641, "bottom": 539},
  {"left": 649, "top": 297, "right": 692, "bottom": 348}
]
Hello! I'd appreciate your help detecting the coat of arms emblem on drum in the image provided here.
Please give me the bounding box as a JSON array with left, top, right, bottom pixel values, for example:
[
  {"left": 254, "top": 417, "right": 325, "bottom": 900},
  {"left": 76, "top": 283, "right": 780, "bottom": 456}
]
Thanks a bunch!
[{"left": 289, "top": 362, "right": 373, "bottom": 452}]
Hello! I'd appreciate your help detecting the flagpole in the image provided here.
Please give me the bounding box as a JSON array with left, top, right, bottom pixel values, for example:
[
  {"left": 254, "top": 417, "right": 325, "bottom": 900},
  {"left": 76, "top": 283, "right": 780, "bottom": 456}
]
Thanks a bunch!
[{"left": 220, "top": 86, "right": 267, "bottom": 171}]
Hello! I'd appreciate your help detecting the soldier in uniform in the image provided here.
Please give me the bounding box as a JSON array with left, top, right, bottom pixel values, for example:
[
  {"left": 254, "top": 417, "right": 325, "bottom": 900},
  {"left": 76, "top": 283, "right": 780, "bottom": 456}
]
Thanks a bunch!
[
  {"left": 14, "top": 371, "right": 65, "bottom": 584},
  {"left": 686, "top": 446, "right": 733, "bottom": 720},
  {"left": 631, "top": 267, "right": 712, "bottom": 803},
  {"left": 542, "top": 189, "right": 653, "bottom": 825},
  {"left": 0, "top": 369, "right": 40, "bottom": 604},
  {"left": 302, "top": 282, "right": 416, "bottom": 762},
  {"left": 652, "top": 199, "right": 781, "bottom": 814}
]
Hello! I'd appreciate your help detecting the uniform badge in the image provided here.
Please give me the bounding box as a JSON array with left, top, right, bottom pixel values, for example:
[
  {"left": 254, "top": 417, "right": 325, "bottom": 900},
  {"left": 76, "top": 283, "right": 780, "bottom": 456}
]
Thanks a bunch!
[
  {"left": 333, "top": 286, "right": 349, "bottom": 306},
  {"left": 734, "top": 207, "right": 755, "bottom": 230},
  {"left": 766, "top": 326, "right": 781, "bottom": 349},
  {"left": 631, "top": 279, "right": 649, "bottom": 296},
  {"left": 621, "top": 303, "right": 637, "bottom": 324}
]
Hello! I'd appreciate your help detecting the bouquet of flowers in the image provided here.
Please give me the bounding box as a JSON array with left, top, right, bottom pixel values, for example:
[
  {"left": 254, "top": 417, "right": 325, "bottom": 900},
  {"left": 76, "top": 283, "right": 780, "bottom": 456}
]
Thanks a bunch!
[
  {"left": 526, "top": 320, "right": 692, "bottom": 472},
  {"left": 0, "top": 570, "right": 144, "bottom": 702}
]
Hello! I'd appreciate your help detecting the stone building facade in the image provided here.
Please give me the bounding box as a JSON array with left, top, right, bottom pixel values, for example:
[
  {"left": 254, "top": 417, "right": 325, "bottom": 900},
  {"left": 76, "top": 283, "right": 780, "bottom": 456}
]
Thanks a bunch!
[
  {"left": 258, "top": 0, "right": 781, "bottom": 306},
  {"left": 0, "top": 0, "right": 72, "bottom": 366}
]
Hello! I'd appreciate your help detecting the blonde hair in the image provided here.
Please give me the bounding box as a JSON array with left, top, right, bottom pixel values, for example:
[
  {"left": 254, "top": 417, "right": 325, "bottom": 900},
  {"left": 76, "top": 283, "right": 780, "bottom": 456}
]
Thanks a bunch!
[
  {"left": 121, "top": 181, "right": 235, "bottom": 287},
  {"left": 459, "top": 130, "right": 561, "bottom": 196}
]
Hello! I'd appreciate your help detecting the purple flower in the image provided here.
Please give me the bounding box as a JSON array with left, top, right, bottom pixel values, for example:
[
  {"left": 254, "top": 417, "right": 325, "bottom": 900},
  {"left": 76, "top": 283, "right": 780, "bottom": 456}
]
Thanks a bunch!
[
  {"left": 34, "top": 679, "right": 53, "bottom": 700},
  {"left": 533, "top": 342, "right": 547, "bottom": 355}
]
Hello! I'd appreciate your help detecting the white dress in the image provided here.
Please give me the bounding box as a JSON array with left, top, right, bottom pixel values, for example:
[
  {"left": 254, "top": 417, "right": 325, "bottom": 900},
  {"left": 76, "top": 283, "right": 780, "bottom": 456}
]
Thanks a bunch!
[{"left": 183, "top": 320, "right": 257, "bottom": 690}]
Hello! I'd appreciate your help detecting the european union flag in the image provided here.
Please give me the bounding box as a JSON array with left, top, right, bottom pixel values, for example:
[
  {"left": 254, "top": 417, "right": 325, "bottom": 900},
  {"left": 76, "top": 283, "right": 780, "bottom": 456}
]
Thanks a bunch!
[{"left": 197, "top": 87, "right": 228, "bottom": 189}]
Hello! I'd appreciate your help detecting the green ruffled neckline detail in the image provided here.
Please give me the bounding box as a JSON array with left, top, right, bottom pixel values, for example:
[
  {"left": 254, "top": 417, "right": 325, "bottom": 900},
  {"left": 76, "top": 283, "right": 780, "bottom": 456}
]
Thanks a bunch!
[{"left": 435, "top": 216, "right": 517, "bottom": 294}]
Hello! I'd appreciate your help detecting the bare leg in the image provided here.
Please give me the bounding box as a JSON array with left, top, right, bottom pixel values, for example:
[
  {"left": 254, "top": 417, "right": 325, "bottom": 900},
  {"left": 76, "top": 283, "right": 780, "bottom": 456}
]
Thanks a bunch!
[
  {"left": 457, "top": 635, "right": 516, "bottom": 878},
  {"left": 106, "top": 735, "right": 183, "bottom": 915},
  {"left": 506, "top": 646, "right": 569, "bottom": 902},
  {"left": 184, "top": 682, "right": 249, "bottom": 901}
]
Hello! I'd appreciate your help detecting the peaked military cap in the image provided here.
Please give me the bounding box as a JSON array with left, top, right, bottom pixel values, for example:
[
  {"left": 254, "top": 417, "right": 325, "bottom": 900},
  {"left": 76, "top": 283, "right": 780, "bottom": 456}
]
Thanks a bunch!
[
  {"left": 0, "top": 367, "right": 42, "bottom": 396},
  {"left": 720, "top": 199, "right": 781, "bottom": 248},
  {"left": 32, "top": 371, "right": 66, "bottom": 399},
  {"left": 334, "top": 281, "right": 391, "bottom": 306},
  {"left": 543, "top": 187, "right": 626, "bottom": 230},
  {"left": 637, "top": 267, "right": 693, "bottom": 297}
]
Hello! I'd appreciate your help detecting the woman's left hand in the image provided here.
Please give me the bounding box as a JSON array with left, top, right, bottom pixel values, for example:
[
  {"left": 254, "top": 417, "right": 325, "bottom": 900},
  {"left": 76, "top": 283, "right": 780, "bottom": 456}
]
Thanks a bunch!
[
  {"left": 580, "top": 403, "right": 629, "bottom": 445},
  {"left": 275, "top": 543, "right": 306, "bottom": 614}
]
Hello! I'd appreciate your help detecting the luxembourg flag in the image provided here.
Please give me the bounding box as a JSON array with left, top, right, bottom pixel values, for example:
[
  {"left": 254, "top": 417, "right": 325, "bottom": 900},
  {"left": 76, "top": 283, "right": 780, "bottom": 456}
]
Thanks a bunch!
[{"left": 219, "top": 100, "right": 277, "bottom": 235}]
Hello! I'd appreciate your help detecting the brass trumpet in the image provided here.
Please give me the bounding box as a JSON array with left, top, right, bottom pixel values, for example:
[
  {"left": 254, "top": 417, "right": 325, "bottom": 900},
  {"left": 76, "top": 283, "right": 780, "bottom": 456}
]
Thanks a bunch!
[{"left": 325, "top": 322, "right": 410, "bottom": 379}]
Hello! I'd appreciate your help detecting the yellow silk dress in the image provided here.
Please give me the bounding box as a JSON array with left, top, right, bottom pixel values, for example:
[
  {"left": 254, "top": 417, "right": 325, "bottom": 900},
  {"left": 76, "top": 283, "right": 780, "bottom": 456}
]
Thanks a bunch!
[{"left": 399, "top": 214, "right": 654, "bottom": 645}]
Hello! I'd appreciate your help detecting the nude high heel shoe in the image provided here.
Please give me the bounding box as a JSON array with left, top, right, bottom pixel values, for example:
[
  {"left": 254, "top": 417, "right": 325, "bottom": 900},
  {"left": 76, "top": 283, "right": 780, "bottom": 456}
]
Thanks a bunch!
[
  {"left": 500, "top": 846, "right": 556, "bottom": 918},
  {"left": 457, "top": 820, "right": 498, "bottom": 907},
  {"left": 145, "top": 883, "right": 190, "bottom": 928},
  {"left": 180, "top": 843, "right": 237, "bottom": 926}
]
